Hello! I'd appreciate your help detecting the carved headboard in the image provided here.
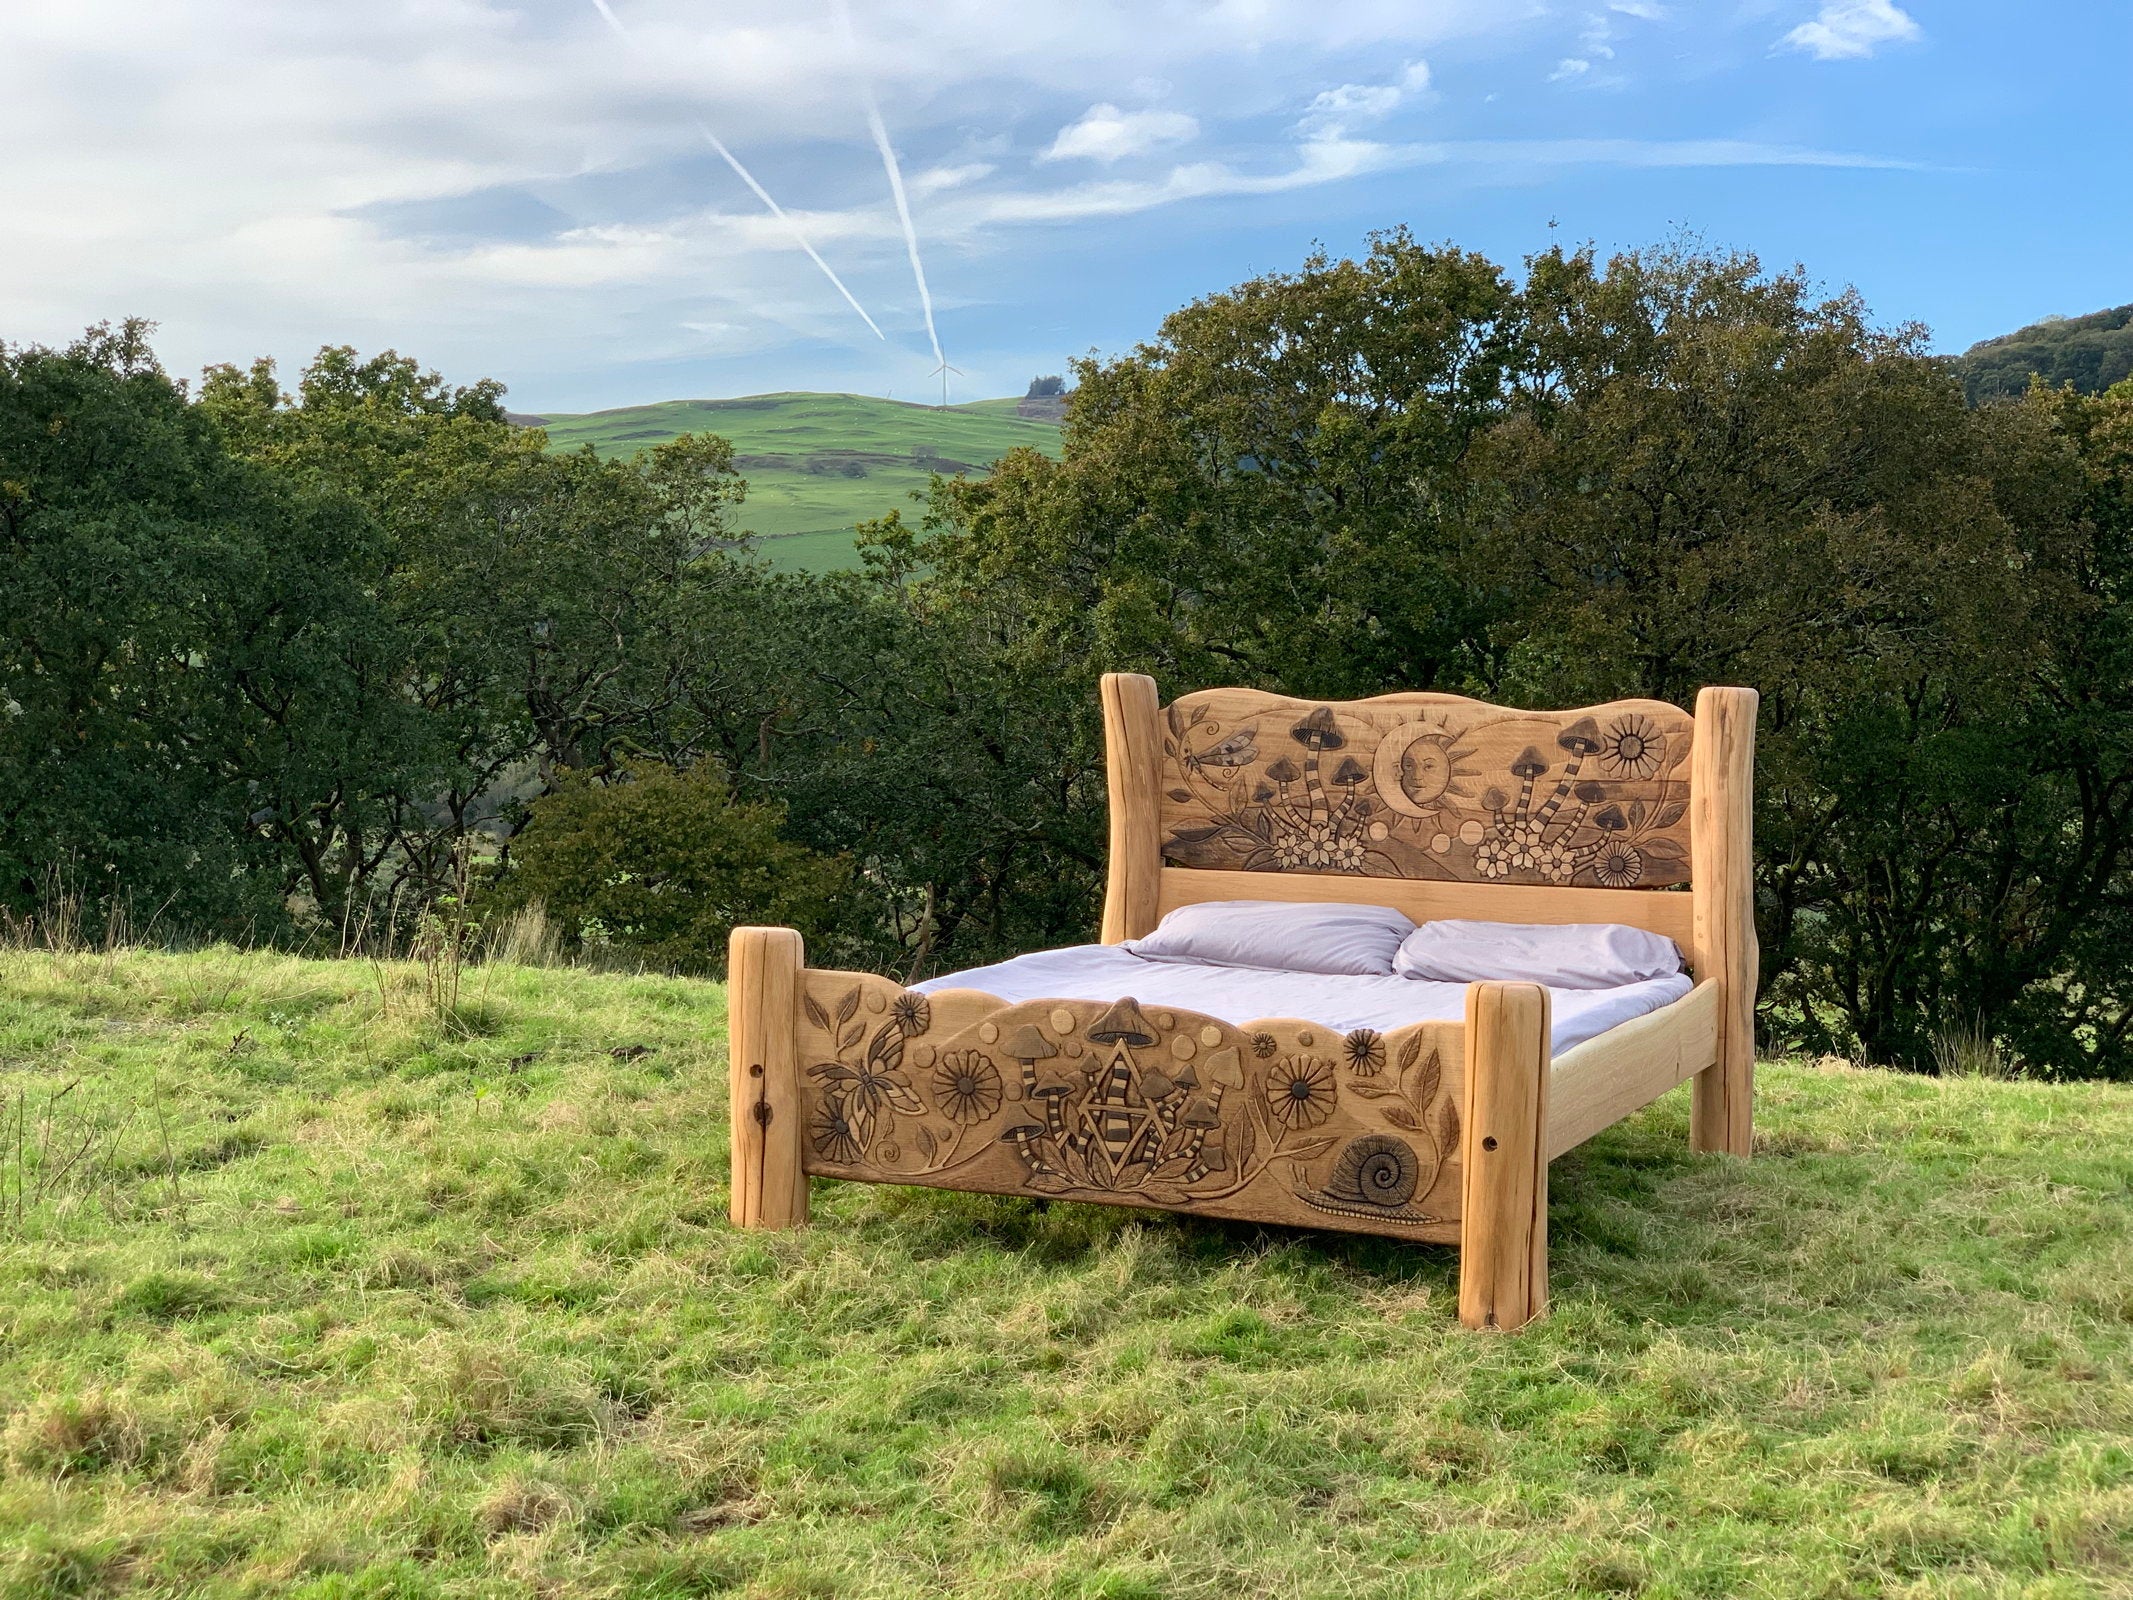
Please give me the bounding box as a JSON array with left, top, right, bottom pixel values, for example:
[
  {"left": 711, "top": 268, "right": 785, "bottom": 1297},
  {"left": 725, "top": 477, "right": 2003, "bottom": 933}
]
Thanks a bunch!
[{"left": 1099, "top": 676, "right": 1757, "bottom": 982}]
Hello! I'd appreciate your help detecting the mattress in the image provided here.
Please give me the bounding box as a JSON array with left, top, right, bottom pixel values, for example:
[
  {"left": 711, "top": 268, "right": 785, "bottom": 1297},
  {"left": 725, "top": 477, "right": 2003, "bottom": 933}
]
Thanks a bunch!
[{"left": 913, "top": 943, "right": 1693, "bottom": 1056}]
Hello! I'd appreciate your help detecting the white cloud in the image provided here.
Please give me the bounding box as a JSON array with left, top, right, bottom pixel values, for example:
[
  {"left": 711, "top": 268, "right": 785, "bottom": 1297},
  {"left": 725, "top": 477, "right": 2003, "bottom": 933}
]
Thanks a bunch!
[
  {"left": 1780, "top": 0, "right": 1922, "bottom": 60},
  {"left": 1550, "top": 58, "right": 1593, "bottom": 81},
  {"left": 1295, "top": 61, "right": 1431, "bottom": 140},
  {"left": 1039, "top": 104, "right": 1200, "bottom": 164}
]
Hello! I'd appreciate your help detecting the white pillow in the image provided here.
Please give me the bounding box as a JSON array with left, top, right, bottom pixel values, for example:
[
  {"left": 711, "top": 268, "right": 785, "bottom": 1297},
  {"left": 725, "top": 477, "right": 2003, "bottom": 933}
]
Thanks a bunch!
[
  {"left": 1124, "top": 899, "right": 1416, "bottom": 976},
  {"left": 1392, "top": 919, "right": 1684, "bottom": 989}
]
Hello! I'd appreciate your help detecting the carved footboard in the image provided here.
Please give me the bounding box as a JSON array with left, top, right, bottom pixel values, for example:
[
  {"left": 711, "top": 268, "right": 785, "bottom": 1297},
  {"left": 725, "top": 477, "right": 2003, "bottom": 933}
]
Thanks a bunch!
[
  {"left": 731, "top": 928, "right": 1563, "bottom": 1329},
  {"left": 788, "top": 967, "right": 1466, "bottom": 1244}
]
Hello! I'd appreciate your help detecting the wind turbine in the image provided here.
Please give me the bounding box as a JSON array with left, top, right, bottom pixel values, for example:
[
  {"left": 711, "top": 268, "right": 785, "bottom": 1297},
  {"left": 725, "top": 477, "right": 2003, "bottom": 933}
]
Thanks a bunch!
[{"left": 931, "top": 359, "right": 964, "bottom": 410}]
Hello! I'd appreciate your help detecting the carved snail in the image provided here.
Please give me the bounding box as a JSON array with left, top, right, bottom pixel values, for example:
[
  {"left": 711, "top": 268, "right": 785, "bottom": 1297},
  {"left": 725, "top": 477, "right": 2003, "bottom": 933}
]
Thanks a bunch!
[{"left": 1300, "top": 1134, "right": 1441, "bottom": 1223}]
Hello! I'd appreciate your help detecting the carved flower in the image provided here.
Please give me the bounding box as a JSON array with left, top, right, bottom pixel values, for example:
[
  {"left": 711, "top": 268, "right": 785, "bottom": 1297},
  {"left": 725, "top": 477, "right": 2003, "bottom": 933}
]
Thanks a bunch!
[
  {"left": 1265, "top": 1055, "right": 1337, "bottom": 1130},
  {"left": 1534, "top": 839, "right": 1578, "bottom": 884},
  {"left": 1601, "top": 715, "right": 1664, "bottom": 781},
  {"left": 1270, "top": 819, "right": 1368, "bottom": 873},
  {"left": 1342, "top": 1029, "right": 1386, "bottom": 1077},
  {"left": 931, "top": 1051, "right": 1004, "bottom": 1125},
  {"left": 1474, "top": 836, "right": 1513, "bottom": 880},
  {"left": 1593, "top": 842, "right": 1646, "bottom": 889},
  {"left": 889, "top": 991, "right": 932, "bottom": 1038},
  {"left": 809, "top": 1098, "right": 863, "bottom": 1164},
  {"left": 1249, "top": 1031, "right": 1279, "bottom": 1059}
]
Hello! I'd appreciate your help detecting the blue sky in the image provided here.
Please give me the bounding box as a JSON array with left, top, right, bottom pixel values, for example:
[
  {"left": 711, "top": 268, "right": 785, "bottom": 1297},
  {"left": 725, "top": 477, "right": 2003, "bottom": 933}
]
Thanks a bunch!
[{"left": 2, "top": 1, "right": 2126, "bottom": 412}]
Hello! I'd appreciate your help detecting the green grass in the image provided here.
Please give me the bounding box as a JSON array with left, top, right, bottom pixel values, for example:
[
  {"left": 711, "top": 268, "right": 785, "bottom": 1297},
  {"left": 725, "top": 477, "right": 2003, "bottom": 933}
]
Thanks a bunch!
[
  {"left": 527, "top": 394, "right": 1062, "bottom": 572},
  {"left": 2, "top": 947, "right": 2130, "bottom": 1598}
]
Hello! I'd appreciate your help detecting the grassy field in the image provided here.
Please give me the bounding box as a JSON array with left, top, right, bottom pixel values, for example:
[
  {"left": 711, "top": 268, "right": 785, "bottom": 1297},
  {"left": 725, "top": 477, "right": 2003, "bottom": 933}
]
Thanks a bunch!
[
  {"left": 2, "top": 947, "right": 2130, "bottom": 1598},
  {"left": 526, "top": 394, "right": 1062, "bottom": 573}
]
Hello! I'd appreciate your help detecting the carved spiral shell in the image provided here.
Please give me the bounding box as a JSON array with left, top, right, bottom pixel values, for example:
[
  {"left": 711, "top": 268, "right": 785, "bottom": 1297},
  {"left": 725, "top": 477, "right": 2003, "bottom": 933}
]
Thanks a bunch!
[
  {"left": 1323, "top": 1135, "right": 1419, "bottom": 1207},
  {"left": 1300, "top": 1134, "right": 1440, "bottom": 1223}
]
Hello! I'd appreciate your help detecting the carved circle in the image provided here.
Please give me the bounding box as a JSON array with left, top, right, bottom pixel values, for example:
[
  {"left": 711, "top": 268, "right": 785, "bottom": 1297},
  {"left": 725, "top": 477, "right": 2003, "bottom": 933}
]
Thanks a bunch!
[
  {"left": 1156, "top": 1012, "right": 1175, "bottom": 1030},
  {"left": 1170, "top": 1036, "right": 1196, "bottom": 1061},
  {"left": 1458, "top": 820, "right": 1486, "bottom": 846},
  {"left": 978, "top": 1022, "right": 999, "bottom": 1045},
  {"left": 1050, "top": 1007, "right": 1076, "bottom": 1035},
  {"left": 863, "top": 990, "right": 886, "bottom": 1014},
  {"left": 1297, "top": 1031, "right": 1315, "bottom": 1047},
  {"left": 913, "top": 1045, "right": 936, "bottom": 1067},
  {"left": 1199, "top": 1025, "right": 1222, "bottom": 1046}
]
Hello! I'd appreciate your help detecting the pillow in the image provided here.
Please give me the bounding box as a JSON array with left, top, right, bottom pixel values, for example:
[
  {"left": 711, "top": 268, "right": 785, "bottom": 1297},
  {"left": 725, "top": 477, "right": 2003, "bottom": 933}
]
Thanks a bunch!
[
  {"left": 1123, "top": 899, "right": 1416, "bottom": 976},
  {"left": 1392, "top": 919, "right": 1684, "bottom": 989}
]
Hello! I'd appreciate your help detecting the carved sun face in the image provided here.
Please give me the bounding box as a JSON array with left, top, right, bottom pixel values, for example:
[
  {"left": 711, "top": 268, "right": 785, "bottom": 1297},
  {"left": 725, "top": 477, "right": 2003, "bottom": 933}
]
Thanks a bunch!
[{"left": 1371, "top": 725, "right": 1478, "bottom": 819}]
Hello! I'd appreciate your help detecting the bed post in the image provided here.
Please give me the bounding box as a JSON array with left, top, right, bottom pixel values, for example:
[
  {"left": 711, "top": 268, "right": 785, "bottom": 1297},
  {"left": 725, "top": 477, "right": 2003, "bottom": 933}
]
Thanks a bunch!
[
  {"left": 1100, "top": 672, "right": 1164, "bottom": 944},
  {"left": 1689, "top": 687, "right": 1759, "bottom": 1157},
  {"left": 1459, "top": 981, "right": 1551, "bottom": 1332},
  {"left": 728, "top": 926, "right": 809, "bottom": 1230}
]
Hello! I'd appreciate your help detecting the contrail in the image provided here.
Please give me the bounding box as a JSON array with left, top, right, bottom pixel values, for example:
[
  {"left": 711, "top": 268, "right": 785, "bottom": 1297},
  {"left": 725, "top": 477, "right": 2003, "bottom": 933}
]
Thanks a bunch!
[
  {"left": 586, "top": 0, "right": 884, "bottom": 340},
  {"left": 832, "top": 0, "right": 945, "bottom": 369}
]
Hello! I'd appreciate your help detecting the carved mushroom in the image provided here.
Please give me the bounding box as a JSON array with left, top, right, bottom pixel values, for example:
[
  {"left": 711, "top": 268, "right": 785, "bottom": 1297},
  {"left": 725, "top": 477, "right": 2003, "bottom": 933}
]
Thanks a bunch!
[
  {"left": 999, "top": 1022, "right": 1058, "bottom": 1102},
  {"left": 1086, "top": 997, "right": 1157, "bottom": 1048},
  {"left": 1265, "top": 757, "right": 1302, "bottom": 791},
  {"left": 1139, "top": 1066, "right": 1176, "bottom": 1101},
  {"left": 1030, "top": 1061, "right": 1082, "bottom": 1137},
  {"left": 1000, "top": 1118, "right": 1047, "bottom": 1170},
  {"left": 1331, "top": 756, "right": 1369, "bottom": 789},
  {"left": 1290, "top": 707, "right": 1345, "bottom": 751},
  {"left": 1202, "top": 1047, "right": 1244, "bottom": 1091},
  {"left": 1557, "top": 717, "right": 1603, "bottom": 758},
  {"left": 1176, "top": 1092, "right": 1223, "bottom": 1176},
  {"left": 1510, "top": 746, "right": 1549, "bottom": 780}
]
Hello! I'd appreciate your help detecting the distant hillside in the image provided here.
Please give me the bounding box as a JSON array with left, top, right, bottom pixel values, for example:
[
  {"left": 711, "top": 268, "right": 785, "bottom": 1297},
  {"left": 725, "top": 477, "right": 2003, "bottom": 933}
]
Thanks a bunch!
[
  {"left": 1955, "top": 304, "right": 2133, "bottom": 403},
  {"left": 519, "top": 392, "right": 1063, "bottom": 571}
]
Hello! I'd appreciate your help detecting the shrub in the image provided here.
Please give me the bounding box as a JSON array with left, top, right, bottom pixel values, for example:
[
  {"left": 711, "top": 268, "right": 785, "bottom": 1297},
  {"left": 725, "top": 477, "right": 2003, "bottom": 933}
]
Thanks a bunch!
[{"left": 489, "top": 764, "right": 845, "bottom": 975}]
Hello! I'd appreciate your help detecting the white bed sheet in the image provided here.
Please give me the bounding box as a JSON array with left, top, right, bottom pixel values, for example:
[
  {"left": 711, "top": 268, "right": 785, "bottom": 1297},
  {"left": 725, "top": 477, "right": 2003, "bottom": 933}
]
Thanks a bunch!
[{"left": 913, "top": 944, "right": 1693, "bottom": 1055}]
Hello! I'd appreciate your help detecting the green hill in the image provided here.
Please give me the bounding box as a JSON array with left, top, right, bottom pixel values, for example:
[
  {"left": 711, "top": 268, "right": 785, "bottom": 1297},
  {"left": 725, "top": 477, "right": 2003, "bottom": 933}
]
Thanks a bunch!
[
  {"left": 1954, "top": 303, "right": 2133, "bottom": 403},
  {"left": 521, "top": 392, "right": 1064, "bottom": 571}
]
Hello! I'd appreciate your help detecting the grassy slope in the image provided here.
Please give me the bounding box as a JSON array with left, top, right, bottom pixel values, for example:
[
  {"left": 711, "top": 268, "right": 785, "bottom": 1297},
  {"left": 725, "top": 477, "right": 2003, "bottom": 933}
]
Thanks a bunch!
[
  {"left": 2, "top": 949, "right": 2130, "bottom": 1599},
  {"left": 529, "top": 394, "right": 1062, "bottom": 573}
]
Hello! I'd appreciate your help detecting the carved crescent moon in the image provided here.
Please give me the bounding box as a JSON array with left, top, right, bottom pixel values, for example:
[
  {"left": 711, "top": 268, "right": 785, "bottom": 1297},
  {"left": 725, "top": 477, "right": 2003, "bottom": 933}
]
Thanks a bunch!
[{"left": 1370, "top": 721, "right": 1456, "bottom": 818}]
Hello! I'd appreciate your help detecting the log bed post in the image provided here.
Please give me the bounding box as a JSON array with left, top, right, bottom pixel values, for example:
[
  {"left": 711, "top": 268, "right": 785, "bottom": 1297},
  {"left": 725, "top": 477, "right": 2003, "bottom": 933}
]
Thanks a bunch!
[
  {"left": 1100, "top": 672, "right": 1164, "bottom": 945},
  {"left": 1459, "top": 981, "right": 1551, "bottom": 1331},
  {"left": 728, "top": 925, "right": 809, "bottom": 1230},
  {"left": 1689, "top": 687, "right": 1759, "bottom": 1157}
]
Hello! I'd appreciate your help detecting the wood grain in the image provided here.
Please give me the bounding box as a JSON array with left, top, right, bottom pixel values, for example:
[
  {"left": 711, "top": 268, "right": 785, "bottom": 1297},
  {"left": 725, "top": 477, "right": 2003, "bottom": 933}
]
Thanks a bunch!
[
  {"left": 1688, "top": 688, "right": 1758, "bottom": 1156},
  {"left": 1459, "top": 981, "right": 1551, "bottom": 1331},
  {"left": 1545, "top": 980, "right": 1719, "bottom": 1160},
  {"left": 728, "top": 926, "right": 809, "bottom": 1230},
  {"left": 1158, "top": 866, "right": 1695, "bottom": 948},
  {"left": 1101, "top": 672, "right": 1165, "bottom": 944},
  {"left": 1161, "top": 688, "right": 1694, "bottom": 891}
]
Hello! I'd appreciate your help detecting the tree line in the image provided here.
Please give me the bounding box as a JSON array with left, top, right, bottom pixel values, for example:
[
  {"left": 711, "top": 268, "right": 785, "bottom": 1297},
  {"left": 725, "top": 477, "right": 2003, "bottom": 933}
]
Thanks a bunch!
[{"left": 5, "top": 235, "right": 2130, "bottom": 1077}]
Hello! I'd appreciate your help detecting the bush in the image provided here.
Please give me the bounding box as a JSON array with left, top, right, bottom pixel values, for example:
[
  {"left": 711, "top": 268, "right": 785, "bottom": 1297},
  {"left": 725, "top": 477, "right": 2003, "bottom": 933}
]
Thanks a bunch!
[{"left": 489, "top": 764, "right": 845, "bottom": 975}]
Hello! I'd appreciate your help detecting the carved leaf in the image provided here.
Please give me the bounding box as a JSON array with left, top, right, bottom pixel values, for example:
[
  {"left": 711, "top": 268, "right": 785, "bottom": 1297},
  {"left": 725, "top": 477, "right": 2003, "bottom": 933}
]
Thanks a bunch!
[
  {"left": 839, "top": 1022, "right": 865, "bottom": 1052},
  {"left": 803, "top": 992, "right": 831, "bottom": 1033},
  {"left": 1167, "top": 789, "right": 1193, "bottom": 802},
  {"left": 1410, "top": 1049, "right": 1443, "bottom": 1116},
  {"left": 1168, "top": 825, "right": 1224, "bottom": 844},
  {"left": 1396, "top": 1033, "right": 1423, "bottom": 1077},
  {"left": 836, "top": 988, "right": 861, "bottom": 1026},
  {"left": 1152, "top": 1156, "right": 1196, "bottom": 1180},
  {"left": 1438, "top": 1099, "right": 1461, "bottom": 1156},
  {"left": 1383, "top": 1103, "right": 1423, "bottom": 1132},
  {"left": 1283, "top": 1135, "right": 1338, "bottom": 1162},
  {"left": 1652, "top": 803, "right": 1688, "bottom": 829},
  {"left": 916, "top": 1126, "right": 937, "bottom": 1161},
  {"left": 1344, "top": 1079, "right": 1398, "bottom": 1100}
]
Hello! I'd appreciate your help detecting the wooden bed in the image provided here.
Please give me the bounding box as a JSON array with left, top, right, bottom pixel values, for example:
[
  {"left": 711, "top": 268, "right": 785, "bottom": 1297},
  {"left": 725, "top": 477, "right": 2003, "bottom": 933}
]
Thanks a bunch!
[{"left": 728, "top": 676, "right": 1757, "bottom": 1331}]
